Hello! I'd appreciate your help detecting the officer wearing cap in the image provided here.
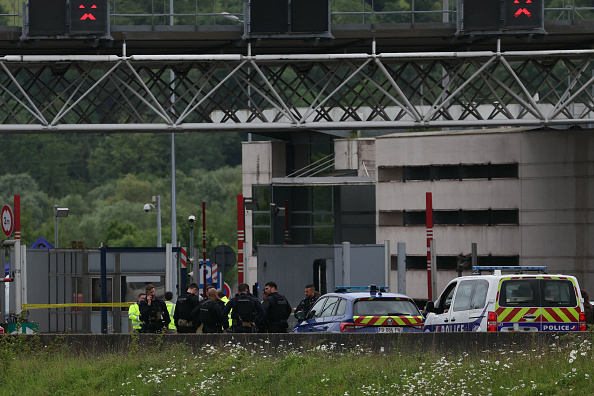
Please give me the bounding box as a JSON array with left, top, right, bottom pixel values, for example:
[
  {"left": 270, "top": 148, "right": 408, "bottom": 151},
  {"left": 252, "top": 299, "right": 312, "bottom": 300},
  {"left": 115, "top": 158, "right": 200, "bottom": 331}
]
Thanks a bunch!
[{"left": 222, "top": 283, "right": 265, "bottom": 333}]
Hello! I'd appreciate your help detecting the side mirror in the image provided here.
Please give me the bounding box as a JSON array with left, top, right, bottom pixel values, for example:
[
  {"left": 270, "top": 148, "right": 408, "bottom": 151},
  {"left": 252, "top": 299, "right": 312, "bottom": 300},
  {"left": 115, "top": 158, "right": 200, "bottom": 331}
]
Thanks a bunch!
[
  {"left": 295, "top": 311, "right": 307, "bottom": 321},
  {"left": 307, "top": 310, "right": 316, "bottom": 319},
  {"left": 424, "top": 301, "right": 435, "bottom": 313}
]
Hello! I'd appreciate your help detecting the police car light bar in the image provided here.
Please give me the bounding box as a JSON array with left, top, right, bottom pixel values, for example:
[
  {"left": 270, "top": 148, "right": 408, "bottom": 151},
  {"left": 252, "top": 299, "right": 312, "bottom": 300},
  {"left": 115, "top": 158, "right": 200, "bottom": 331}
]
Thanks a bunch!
[
  {"left": 472, "top": 266, "right": 547, "bottom": 275},
  {"left": 334, "top": 285, "right": 389, "bottom": 292}
]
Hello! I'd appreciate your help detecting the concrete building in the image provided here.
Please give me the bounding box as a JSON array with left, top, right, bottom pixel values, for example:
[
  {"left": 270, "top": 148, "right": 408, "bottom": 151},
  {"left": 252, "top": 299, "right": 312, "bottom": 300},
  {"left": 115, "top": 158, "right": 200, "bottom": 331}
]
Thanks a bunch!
[{"left": 242, "top": 127, "right": 593, "bottom": 301}]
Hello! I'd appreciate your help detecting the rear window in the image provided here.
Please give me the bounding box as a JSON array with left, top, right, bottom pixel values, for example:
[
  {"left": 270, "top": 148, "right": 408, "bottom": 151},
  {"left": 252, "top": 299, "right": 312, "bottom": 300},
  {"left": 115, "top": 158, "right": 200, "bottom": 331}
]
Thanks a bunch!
[
  {"left": 499, "top": 279, "right": 577, "bottom": 308},
  {"left": 353, "top": 298, "right": 420, "bottom": 316}
]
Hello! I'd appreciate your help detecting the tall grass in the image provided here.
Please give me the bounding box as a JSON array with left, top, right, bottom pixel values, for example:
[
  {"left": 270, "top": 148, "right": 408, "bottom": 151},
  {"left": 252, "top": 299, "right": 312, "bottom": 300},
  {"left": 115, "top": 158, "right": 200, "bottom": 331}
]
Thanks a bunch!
[{"left": 0, "top": 332, "right": 592, "bottom": 395}]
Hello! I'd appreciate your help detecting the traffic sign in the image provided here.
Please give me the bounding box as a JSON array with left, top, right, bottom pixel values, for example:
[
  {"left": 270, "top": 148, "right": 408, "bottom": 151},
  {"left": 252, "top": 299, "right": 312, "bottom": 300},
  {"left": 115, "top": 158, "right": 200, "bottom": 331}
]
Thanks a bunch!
[
  {"left": 209, "top": 245, "right": 236, "bottom": 273},
  {"left": 1, "top": 205, "right": 14, "bottom": 237}
]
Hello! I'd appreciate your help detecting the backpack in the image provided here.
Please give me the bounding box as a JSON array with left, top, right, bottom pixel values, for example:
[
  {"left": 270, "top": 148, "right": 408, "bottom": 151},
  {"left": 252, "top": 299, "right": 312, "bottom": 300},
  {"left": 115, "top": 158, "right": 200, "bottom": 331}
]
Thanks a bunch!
[
  {"left": 233, "top": 294, "right": 256, "bottom": 322},
  {"left": 175, "top": 293, "right": 198, "bottom": 321},
  {"left": 269, "top": 293, "right": 291, "bottom": 321}
]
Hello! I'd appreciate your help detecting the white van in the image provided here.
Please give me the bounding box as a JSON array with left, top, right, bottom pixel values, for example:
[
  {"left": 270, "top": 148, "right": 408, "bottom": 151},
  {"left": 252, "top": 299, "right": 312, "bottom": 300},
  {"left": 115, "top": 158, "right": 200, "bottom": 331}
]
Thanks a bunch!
[{"left": 423, "top": 266, "right": 587, "bottom": 332}]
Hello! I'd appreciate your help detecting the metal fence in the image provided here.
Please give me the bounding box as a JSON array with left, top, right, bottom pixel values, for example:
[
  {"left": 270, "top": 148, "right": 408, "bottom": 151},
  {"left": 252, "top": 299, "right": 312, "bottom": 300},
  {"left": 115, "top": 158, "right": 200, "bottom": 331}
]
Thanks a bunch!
[{"left": 0, "top": 0, "right": 593, "bottom": 27}]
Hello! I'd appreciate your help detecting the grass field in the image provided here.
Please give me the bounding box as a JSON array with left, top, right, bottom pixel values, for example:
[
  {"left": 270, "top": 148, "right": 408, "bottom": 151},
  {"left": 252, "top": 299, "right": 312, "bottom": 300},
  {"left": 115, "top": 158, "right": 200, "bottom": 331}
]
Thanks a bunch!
[{"left": 0, "top": 332, "right": 592, "bottom": 395}]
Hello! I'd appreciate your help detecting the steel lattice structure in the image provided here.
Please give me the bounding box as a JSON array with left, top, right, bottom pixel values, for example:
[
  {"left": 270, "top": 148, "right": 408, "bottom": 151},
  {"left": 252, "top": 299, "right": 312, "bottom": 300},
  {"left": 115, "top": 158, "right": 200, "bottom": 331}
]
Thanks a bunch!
[{"left": 1, "top": 46, "right": 594, "bottom": 133}]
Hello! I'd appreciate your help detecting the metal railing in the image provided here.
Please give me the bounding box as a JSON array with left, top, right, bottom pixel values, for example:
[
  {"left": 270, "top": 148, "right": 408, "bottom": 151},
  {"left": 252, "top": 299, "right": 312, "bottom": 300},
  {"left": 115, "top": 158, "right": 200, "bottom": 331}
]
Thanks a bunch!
[{"left": 0, "top": 1, "right": 593, "bottom": 28}]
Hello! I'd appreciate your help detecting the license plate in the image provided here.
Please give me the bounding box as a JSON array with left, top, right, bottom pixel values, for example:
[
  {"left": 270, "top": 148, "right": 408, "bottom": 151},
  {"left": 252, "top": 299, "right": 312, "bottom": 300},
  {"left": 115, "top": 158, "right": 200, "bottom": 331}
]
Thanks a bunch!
[{"left": 378, "top": 327, "right": 403, "bottom": 333}]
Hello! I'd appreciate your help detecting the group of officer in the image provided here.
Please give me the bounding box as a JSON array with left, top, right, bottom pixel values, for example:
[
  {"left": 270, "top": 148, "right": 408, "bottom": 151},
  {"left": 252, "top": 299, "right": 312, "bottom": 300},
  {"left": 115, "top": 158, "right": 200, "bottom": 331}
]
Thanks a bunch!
[{"left": 128, "top": 281, "right": 295, "bottom": 334}]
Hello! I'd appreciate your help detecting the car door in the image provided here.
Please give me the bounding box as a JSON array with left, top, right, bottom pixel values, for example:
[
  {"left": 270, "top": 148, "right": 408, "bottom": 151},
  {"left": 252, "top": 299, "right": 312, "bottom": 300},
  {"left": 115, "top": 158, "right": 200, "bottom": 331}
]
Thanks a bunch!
[
  {"left": 311, "top": 296, "right": 340, "bottom": 332},
  {"left": 449, "top": 280, "right": 475, "bottom": 331},
  {"left": 295, "top": 297, "right": 328, "bottom": 332},
  {"left": 425, "top": 281, "right": 457, "bottom": 332}
]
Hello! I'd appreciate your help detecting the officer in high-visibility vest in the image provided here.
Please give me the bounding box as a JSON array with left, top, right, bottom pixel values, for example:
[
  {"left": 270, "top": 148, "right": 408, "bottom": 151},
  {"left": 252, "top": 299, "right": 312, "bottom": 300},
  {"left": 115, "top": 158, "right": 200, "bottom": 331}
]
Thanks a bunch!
[
  {"left": 218, "top": 289, "right": 233, "bottom": 329},
  {"left": 164, "top": 291, "right": 177, "bottom": 334},
  {"left": 128, "top": 293, "right": 145, "bottom": 333}
]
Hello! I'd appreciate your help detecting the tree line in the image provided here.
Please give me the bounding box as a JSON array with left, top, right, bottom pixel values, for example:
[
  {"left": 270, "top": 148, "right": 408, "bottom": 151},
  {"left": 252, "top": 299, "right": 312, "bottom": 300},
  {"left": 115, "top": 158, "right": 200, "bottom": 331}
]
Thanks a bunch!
[{"left": 0, "top": 132, "right": 245, "bottom": 254}]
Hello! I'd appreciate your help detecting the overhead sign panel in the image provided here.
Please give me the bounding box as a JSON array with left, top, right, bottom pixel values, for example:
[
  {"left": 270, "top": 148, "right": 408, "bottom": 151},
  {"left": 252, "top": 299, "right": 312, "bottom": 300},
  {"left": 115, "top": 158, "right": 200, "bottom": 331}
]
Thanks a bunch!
[
  {"left": 291, "top": 0, "right": 330, "bottom": 33},
  {"left": 504, "top": 0, "right": 544, "bottom": 29},
  {"left": 28, "top": 0, "right": 68, "bottom": 36},
  {"left": 249, "top": 0, "right": 289, "bottom": 33},
  {"left": 457, "top": 0, "right": 545, "bottom": 35},
  {"left": 247, "top": 0, "right": 332, "bottom": 38},
  {"left": 70, "top": 0, "right": 109, "bottom": 35}
]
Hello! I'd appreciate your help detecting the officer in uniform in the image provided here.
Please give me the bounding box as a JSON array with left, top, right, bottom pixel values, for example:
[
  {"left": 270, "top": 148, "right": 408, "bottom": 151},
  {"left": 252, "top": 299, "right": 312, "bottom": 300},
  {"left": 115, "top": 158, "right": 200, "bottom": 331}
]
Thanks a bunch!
[
  {"left": 222, "top": 283, "right": 265, "bottom": 333},
  {"left": 192, "top": 288, "right": 224, "bottom": 333},
  {"left": 295, "top": 284, "right": 321, "bottom": 318},
  {"left": 164, "top": 291, "right": 176, "bottom": 333},
  {"left": 174, "top": 283, "right": 201, "bottom": 333},
  {"left": 128, "top": 293, "right": 145, "bottom": 333},
  {"left": 262, "top": 281, "right": 292, "bottom": 333},
  {"left": 138, "top": 284, "right": 170, "bottom": 333}
]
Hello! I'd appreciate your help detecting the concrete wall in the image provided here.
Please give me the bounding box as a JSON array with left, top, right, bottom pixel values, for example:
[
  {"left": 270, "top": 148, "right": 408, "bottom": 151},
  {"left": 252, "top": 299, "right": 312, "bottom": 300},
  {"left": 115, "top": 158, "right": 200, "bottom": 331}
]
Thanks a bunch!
[
  {"left": 11, "top": 332, "right": 588, "bottom": 357},
  {"left": 241, "top": 141, "right": 287, "bottom": 285},
  {"left": 375, "top": 128, "right": 594, "bottom": 299},
  {"left": 257, "top": 243, "right": 387, "bottom": 311}
]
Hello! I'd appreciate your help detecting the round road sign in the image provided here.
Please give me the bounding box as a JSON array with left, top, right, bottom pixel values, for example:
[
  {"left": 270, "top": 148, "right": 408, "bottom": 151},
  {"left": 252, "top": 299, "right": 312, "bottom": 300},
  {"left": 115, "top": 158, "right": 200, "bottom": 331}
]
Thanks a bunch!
[{"left": 1, "top": 205, "right": 14, "bottom": 237}]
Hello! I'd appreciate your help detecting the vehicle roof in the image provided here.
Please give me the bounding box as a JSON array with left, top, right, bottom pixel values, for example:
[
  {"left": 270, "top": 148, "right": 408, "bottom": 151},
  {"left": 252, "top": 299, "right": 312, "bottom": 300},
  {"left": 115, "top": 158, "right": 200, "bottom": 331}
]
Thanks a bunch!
[
  {"left": 454, "top": 273, "right": 579, "bottom": 281},
  {"left": 323, "top": 292, "right": 415, "bottom": 300}
]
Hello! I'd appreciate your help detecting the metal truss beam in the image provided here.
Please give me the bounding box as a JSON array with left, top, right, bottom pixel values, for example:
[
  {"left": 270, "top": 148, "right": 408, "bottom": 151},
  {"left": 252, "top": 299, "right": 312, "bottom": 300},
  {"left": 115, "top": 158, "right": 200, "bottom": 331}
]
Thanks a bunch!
[{"left": 1, "top": 48, "right": 594, "bottom": 133}]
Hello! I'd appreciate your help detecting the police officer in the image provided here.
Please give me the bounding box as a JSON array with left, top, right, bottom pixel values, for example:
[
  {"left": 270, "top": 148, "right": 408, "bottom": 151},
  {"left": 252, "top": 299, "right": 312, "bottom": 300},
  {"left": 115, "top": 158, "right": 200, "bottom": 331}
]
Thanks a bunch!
[
  {"left": 128, "top": 293, "right": 145, "bottom": 333},
  {"left": 174, "top": 283, "right": 201, "bottom": 333},
  {"left": 262, "top": 281, "right": 292, "bottom": 333},
  {"left": 138, "top": 284, "right": 170, "bottom": 333},
  {"left": 222, "top": 283, "right": 265, "bottom": 333},
  {"left": 192, "top": 288, "right": 224, "bottom": 333},
  {"left": 295, "top": 284, "right": 321, "bottom": 318},
  {"left": 164, "top": 291, "right": 176, "bottom": 334}
]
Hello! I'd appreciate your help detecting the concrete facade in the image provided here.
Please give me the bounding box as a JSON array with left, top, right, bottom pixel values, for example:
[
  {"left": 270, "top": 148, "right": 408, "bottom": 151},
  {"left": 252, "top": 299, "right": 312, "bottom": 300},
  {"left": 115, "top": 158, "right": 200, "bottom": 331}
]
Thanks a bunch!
[
  {"left": 375, "top": 128, "right": 593, "bottom": 299},
  {"left": 242, "top": 127, "right": 594, "bottom": 302}
]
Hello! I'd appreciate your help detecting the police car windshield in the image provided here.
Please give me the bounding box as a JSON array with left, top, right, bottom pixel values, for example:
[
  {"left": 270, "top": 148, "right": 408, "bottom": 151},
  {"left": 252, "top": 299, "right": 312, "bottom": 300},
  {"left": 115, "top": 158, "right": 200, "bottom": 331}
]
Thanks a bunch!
[{"left": 353, "top": 298, "right": 419, "bottom": 316}]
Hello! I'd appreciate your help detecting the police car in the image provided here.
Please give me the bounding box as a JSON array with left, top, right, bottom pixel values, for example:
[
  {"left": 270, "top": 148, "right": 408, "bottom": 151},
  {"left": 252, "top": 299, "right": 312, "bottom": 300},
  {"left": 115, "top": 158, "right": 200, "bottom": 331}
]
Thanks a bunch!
[
  {"left": 292, "top": 285, "right": 424, "bottom": 333},
  {"left": 423, "top": 266, "right": 587, "bottom": 332}
]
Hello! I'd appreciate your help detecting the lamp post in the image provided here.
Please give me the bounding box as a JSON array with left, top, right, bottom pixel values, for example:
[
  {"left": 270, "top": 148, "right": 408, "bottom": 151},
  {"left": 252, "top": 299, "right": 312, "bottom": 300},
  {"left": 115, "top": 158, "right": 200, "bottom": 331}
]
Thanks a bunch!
[
  {"left": 188, "top": 215, "right": 196, "bottom": 285},
  {"left": 54, "top": 205, "right": 69, "bottom": 249},
  {"left": 144, "top": 195, "right": 162, "bottom": 247}
]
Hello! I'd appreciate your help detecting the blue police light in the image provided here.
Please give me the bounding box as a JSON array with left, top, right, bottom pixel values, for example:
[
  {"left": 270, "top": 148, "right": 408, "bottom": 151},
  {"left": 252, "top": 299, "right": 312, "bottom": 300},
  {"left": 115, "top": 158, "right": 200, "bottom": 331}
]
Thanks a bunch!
[
  {"left": 334, "top": 285, "right": 389, "bottom": 292},
  {"left": 473, "top": 266, "right": 547, "bottom": 274}
]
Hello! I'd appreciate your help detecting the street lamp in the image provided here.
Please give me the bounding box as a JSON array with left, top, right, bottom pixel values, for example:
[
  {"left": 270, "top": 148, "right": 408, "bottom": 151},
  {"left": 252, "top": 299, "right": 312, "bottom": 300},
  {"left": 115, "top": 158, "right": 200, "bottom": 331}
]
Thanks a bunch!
[
  {"left": 188, "top": 215, "right": 197, "bottom": 285},
  {"left": 54, "top": 205, "right": 69, "bottom": 249},
  {"left": 144, "top": 195, "right": 162, "bottom": 247}
]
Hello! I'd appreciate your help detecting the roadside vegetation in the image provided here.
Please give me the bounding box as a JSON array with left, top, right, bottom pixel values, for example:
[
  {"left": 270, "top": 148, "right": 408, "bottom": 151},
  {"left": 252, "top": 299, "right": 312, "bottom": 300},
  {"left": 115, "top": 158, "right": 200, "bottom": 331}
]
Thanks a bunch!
[{"left": 0, "top": 332, "right": 592, "bottom": 395}]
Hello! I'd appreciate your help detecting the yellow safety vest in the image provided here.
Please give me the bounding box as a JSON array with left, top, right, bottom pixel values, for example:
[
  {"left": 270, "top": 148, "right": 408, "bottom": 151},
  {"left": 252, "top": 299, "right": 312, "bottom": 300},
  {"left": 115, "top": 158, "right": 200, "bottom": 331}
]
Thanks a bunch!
[
  {"left": 221, "top": 296, "right": 233, "bottom": 328},
  {"left": 165, "top": 301, "right": 176, "bottom": 330},
  {"left": 128, "top": 303, "right": 142, "bottom": 330}
]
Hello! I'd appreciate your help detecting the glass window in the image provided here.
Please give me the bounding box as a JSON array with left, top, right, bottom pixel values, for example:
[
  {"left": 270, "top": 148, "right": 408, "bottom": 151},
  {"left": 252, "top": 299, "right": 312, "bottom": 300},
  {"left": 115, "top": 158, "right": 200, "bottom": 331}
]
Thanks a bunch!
[
  {"left": 499, "top": 279, "right": 539, "bottom": 307},
  {"left": 453, "top": 280, "right": 474, "bottom": 312},
  {"left": 252, "top": 185, "right": 270, "bottom": 210},
  {"left": 471, "top": 280, "right": 489, "bottom": 309},
  {"left": 313, "top": 186, "right": 333, "bottom": 212},
  {"left": 353, "top": 298, "right": 420, "bottom": 316},
  {"left": 309, "top": 297, "right": 327, "bottom": 319},
  {"left": 541, "top": 280, "right": 577, "bottom": 307},
  {"left": 439, "top": 283, "right": 457, "bottom": 313},
  {"left": 335, "top": 298, "right": 347, "bottom": 316},
  {"left": 92, "top": 277, "right": 112, "bottom": 312},
  {"left": 313, "top": 227, "right": 333, "bottom": 244},
  {"left": 320, "top": 297, "right": 339, "bottom": 317}
]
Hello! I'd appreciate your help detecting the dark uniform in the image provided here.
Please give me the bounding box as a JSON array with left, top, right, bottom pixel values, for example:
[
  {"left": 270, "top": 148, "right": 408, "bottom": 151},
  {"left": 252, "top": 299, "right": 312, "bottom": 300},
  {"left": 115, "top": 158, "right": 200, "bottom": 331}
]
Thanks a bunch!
[
  {"left": 174, "top": 292, "right": 202, "bottom": 333},
  {"left": 192, "top": 298, "right": 224, "bottom": 333},
  {"left": 138, "top": 297, "right": 170, "bottom": 333},
  {"left": 222, "top": 293, "right": 265, "bottom": 333},
  {"left": 262, "top": 292, "right": 292, "bottom": 333},
  {"left": 295, "top": 291, "right": 321, "bottom": 317}
]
